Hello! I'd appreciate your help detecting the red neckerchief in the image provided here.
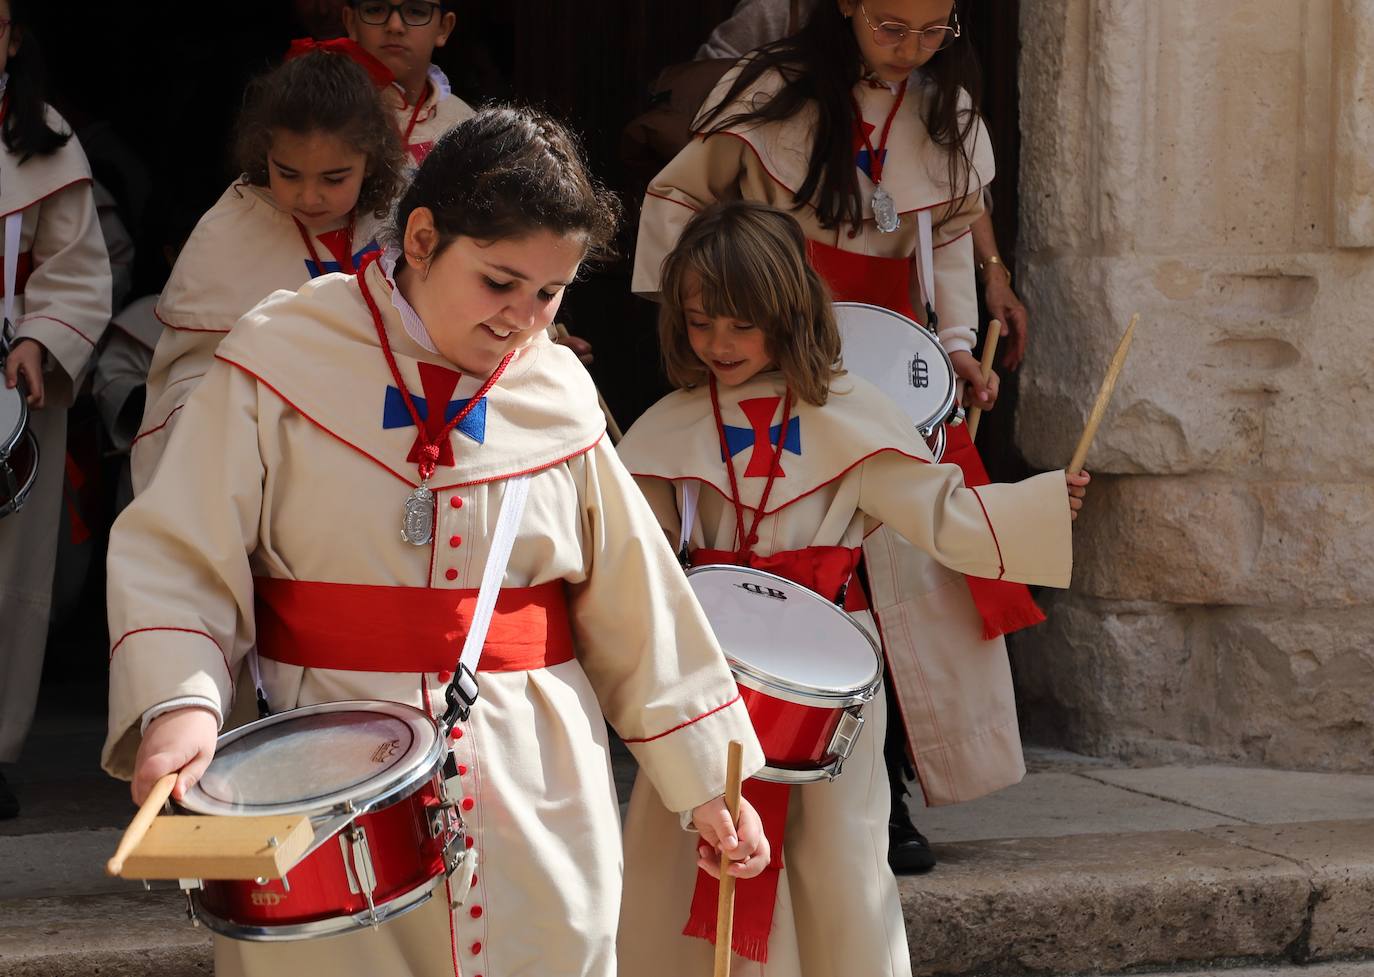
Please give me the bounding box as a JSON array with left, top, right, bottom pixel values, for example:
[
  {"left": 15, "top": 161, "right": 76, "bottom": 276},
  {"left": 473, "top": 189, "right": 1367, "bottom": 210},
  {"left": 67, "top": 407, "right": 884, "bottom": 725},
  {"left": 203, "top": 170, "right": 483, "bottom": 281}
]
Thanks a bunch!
[
  {"left": 850, "top": 78, "right": 908, "bottom": 185},
  {"left": 293, "top": 212, "right": 358, "bottom": 274},
  {"left": 709, "top": 375, "right": 794, "bottom": 560},
  {"left": 355, "top": 251, "right": 512, "bottom": 483}
]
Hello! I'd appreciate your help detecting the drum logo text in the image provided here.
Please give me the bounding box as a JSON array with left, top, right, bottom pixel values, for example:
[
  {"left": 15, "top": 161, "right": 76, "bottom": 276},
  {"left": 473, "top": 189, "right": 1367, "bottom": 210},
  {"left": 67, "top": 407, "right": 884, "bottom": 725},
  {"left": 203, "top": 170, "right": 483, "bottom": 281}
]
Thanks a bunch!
[
  {"left": 908, "top": 354, "right": 929, "bottom": 390},
  {"left": 372, "top": 739, "right": 401, "bottom": 764},
  {"left": 737, "top": 582, "right": 788, "bottom": 601},
  {"left": 250, "top": 891, "right": 285, "bottom": 906}
]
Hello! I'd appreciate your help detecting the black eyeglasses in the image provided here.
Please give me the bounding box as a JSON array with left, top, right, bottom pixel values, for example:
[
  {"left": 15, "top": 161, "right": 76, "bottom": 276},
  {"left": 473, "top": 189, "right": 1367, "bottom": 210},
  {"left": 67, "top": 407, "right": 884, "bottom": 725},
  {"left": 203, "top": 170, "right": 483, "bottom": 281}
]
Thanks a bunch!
[{"left": 353, "top": 0, "right": 442, "bottom": 27}]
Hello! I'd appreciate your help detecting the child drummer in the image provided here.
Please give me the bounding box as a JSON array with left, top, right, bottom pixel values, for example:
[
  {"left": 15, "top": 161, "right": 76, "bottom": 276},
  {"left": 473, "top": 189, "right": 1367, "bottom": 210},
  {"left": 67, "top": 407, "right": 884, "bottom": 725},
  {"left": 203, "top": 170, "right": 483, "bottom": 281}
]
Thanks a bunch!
[
  {"left": 617, "top": 200, "right": 1087, "bottom": 977},
  {"left": 103, "top": 109, "right": 768, "bottom": 977}
]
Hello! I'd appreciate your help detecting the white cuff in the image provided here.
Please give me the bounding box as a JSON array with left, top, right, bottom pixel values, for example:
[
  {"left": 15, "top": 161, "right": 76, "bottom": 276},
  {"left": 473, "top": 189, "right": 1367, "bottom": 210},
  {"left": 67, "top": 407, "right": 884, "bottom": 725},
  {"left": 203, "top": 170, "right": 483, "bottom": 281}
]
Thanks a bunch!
[
  {"left": 140, "top": 696, "right": 223, "bottom": 734},
  {"left": 939, "top": 325, "right": 977, "bottom": 356}
]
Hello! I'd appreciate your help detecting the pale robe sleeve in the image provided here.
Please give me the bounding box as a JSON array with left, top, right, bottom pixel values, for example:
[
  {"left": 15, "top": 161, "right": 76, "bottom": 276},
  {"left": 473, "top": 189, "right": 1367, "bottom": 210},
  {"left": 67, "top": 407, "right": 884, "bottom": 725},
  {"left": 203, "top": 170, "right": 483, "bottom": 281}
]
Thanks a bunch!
[
  {"left": 103, "top": 361, "right": 264, "bottom": 778},
  {"left": 858, "top": 453, "right": 1073, "bottom": 589},
  {"left": 13, "top": 180, "right": 112, "bottom": 406},
  {"left": 567, "top": 439, "right": 765, "bottom": 814},
  {"left": 632, "top": 133, "right": 751, "bottom": 298},
  {"left": 921, "top": 187, "right": 985, "bottom": 358}
]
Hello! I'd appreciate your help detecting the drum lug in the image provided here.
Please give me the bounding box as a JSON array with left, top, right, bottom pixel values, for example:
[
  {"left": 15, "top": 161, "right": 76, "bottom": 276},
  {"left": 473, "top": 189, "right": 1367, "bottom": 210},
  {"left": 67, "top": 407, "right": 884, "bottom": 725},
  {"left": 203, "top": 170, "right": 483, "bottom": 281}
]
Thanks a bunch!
[
  {"left": 339, "top": 826, "right": 379, "bottom": 926},
  {"left": 826, "top": 708, "right": 866, "bottom": 772},
  {"left": 178, "top": 878, "right": 202, "bottom": 927}
]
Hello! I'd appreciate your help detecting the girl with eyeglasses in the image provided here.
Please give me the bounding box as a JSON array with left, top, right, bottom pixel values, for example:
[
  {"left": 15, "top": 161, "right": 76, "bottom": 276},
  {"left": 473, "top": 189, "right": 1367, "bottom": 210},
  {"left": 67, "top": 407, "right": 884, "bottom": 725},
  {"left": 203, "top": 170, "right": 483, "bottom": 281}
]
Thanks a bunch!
[
  {"left": 130, "top": 46, "right": 403, "bottom": 491},
  {"left": 0, "top": 0, "right": 112, "bottom": 820},
  {"left": 631, "top": 0, "right": 1048, "bottom": 935},
  {"left": 342, "top": 0, "right": 474, "bottom": 167},
  {"left": 104, "top": 106, "right": 768, "bottom": 977}
]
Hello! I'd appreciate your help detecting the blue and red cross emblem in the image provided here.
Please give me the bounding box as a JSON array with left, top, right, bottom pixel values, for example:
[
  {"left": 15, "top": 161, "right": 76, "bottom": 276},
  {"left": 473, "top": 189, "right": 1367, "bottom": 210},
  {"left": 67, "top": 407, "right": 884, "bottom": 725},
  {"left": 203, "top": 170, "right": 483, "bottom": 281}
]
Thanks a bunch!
[
  {"left": 722, "top": 397, "right": 802, "bottom": 478},
  {"left": 854, "top": 119, "right": 887, "bottom": 181},
  {"left": 382, "top": 362, "right": 488, "bottom": 467},
  {"left": 304, "top": 228, "right": 381, "bottom": 278}
]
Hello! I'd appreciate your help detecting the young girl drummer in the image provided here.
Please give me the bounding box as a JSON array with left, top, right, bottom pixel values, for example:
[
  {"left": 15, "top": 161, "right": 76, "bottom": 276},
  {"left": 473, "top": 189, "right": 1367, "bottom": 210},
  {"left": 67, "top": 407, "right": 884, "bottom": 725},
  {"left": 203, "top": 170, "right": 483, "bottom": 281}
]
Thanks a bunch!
[
  {"left": 0, "top": 0, "right": 112, "bottom": 818},
  {"left": 103, "top": 108, "right": 768, "bottom": 977},
  {"left": 633, "top": 0, "right": 1036, "bottom": 870},
  {"left": 130, "top": 45, "right": 403, "bottom": 491},
  {"left": 617, "top": 200, "right": 1088, "bottom": 977}
]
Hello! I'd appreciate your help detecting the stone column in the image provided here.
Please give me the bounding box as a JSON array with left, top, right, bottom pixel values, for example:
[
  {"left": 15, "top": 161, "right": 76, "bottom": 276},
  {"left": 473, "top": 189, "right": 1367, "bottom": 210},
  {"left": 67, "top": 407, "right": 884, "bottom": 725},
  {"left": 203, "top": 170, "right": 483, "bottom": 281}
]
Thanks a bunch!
[{"left": 1012, "top": 0, "right": 1374, "bottom": 769}]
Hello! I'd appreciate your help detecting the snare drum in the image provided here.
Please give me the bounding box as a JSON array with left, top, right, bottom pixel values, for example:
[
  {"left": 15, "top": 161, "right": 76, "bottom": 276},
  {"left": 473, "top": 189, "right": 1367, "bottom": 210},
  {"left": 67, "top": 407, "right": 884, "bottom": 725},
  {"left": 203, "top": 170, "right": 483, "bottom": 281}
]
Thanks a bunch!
[
  {"left": 834, "top": 301, "right": 959, "bottom": 461},
  {"left": 687, "top": 565, "right": 882, "bottom": 784},
  {"left": 0, "top": 383, "right": 38, "bottom": 518},
  {"left": 179, "top": 700, "right": 467, "bottom": 942}
]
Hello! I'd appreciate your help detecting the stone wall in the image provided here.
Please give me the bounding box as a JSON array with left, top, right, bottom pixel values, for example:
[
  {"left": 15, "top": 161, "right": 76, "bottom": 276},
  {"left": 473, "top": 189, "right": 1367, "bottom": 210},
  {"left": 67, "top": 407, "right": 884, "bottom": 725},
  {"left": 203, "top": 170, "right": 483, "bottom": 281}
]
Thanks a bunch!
[{"left": 1011, "top": 0, "right": 1374, "bottom": 769}]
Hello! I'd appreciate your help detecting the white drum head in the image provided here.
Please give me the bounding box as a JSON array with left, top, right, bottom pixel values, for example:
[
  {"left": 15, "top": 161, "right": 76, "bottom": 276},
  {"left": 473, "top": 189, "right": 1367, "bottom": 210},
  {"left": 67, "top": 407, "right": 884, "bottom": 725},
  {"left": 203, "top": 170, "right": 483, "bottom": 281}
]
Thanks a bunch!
[
  {"left": 182, "top": 700, "right": 441, "bottom": 818},
  {"left": 0, "top": 383, "right": 25, "bottom": 457},
  {"left": 834, "top": 302, "right": 956, "bottom": 436},
  {"left": 688, "top": 566, "right": 880, "bottom": 701}
]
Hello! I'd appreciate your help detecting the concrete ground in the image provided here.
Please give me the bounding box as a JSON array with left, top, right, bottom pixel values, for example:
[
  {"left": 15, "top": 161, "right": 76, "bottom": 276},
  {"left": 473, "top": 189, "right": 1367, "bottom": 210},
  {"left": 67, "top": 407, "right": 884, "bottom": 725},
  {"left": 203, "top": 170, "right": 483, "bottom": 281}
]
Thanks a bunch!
[{"left": 4, "top": 686, "right": 1374, "bottom": 976}]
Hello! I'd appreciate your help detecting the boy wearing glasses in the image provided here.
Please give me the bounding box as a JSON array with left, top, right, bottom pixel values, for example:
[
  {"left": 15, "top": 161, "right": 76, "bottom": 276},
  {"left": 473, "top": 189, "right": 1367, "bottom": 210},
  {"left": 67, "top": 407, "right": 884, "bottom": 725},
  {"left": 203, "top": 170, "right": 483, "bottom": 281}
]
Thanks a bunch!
[{"left": 343, "top": 0, "right": 474, "bottom": 166}]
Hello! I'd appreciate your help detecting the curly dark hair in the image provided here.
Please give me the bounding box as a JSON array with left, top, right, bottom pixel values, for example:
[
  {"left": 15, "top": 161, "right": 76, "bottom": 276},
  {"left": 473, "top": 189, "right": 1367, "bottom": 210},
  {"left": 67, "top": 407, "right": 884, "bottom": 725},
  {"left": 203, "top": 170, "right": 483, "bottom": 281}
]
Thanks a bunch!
[
  {"left": 391, "top": 105, "right": 621, "bottom": 265},
  {"left": 234, "top": 49, "right": 404, "bottom": 217}
]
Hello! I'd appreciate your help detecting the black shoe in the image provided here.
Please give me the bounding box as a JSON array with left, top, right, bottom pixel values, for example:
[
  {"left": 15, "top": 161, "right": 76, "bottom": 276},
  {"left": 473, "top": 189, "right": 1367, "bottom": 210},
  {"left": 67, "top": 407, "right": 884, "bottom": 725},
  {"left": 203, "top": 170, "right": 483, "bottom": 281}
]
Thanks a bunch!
[
  {"left": 0, "top": 771, "right": 18, "bottom": 820},
  {"left": 888, "top": 806, "right": 936, "bottom": 874}
]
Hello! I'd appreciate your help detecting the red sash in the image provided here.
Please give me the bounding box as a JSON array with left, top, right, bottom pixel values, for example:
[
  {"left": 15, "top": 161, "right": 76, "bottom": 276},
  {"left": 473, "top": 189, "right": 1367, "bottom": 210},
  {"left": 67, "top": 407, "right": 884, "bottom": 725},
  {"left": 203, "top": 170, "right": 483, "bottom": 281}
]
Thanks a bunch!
[
  {"left": 683, "top": 544, "right": 862, "bottom": 963},
  {"left": 253, "top": 577, "right": 575, "bottom": 673},
  {"left": 0, "top": 252, "right": 34, "bottom": 298},
  {"left": 805, "top": 239, "right": 1046, "bottom": 638}
]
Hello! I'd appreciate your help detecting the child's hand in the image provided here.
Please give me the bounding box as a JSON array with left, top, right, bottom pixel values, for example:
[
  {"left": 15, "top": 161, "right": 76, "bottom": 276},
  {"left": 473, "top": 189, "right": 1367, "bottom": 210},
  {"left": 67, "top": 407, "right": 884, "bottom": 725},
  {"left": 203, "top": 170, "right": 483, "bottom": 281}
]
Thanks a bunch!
[
  {"left": 4, "top": 338, "right": 45, "bottom": 408},
  {"left": 132, "top": 706, "right": 219, "bottom": 805},
  {"left": 951, "top": 349, "right": 998, "bottom": 410},
  {"left": 691, "top": 794, "right": 770, "bottom": 880},
  {"left": 1066, "top": 470, "right": 1090, "bottom": 521},
  {"left": 984, "top": 277, "right": 1029, "bottom": 371}
]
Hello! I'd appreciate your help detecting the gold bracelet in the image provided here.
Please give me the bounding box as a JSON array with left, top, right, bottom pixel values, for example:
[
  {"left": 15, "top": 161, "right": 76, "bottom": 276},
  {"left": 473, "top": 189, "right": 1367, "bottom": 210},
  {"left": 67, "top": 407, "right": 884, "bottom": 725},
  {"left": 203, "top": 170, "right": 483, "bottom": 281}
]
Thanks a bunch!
[{"left": 977, "top": 254, "right": 1011, "bottom": 285}]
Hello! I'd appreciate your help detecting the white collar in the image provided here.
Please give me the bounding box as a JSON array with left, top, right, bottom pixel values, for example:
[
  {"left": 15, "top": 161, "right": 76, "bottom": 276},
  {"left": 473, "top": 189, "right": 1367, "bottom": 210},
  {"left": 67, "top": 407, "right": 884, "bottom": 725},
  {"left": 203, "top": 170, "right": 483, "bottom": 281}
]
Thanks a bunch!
[{"left": 380, "top": 246, "right": 438, "bottom": 354}]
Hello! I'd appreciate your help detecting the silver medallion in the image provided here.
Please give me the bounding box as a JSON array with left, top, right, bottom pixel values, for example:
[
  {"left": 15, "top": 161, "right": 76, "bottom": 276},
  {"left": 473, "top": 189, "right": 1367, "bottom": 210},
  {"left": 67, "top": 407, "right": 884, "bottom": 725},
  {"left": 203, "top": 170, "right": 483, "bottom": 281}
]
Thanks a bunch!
[
  {"left": 401, "top": 483, "right": 435, "bottom": 546},
  {"left": 872, "top": 186, "right": 900, "bottom": 233}
]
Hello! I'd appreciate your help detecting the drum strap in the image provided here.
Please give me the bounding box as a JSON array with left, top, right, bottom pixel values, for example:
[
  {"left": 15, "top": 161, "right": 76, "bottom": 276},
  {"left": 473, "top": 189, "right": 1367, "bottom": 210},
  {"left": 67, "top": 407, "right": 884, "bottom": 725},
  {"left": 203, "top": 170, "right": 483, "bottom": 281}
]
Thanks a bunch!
[
  {"left": 440, "top": 472, "right": 532, "bottom": 728},
  {"left": 677, "top": 480, "right": 700, "bottom": 566},
  {"left": 2, "top": 211, "right": 20, "bottom": 348},
  {"left": 915, "top": 208, "right": 937, "bottom": 329}
]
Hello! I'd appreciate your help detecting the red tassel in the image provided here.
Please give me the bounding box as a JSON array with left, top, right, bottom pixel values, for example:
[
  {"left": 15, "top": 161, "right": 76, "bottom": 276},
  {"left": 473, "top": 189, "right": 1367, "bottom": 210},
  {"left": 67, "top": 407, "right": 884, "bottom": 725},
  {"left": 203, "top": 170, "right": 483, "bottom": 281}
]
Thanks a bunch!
[{"left": 284, "top": 37, "right": 396, "bottom": 89}]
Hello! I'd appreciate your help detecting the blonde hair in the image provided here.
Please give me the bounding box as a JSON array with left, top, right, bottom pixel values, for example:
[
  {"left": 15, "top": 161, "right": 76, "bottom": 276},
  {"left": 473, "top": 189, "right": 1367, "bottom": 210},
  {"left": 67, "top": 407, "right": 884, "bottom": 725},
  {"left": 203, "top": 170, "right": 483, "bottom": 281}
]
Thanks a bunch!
[{"left": 658, "top": 201, "right": 842, "bottom": 406}]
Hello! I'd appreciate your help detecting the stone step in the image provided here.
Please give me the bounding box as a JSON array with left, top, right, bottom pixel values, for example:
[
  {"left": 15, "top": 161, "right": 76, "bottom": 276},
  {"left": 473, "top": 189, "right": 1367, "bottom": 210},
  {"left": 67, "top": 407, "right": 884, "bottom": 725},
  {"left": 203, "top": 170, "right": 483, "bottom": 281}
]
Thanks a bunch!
[{"left": 3, "top": 819, "right": 1372, "bottom": 977}]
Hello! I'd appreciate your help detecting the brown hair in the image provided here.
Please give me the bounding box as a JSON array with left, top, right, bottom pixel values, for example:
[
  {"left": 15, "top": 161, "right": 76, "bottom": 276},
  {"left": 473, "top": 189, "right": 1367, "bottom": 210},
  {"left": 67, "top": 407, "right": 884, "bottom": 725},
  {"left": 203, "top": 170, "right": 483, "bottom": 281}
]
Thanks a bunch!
[
  {"left": 234, "top": 49, "right": 404, "bottom": 217},
  {"left": 659, "top": 201, "right": 841, "bottom": 406},
  {"left": 390, "top": 105, "right": 621, "bottom": 265}
]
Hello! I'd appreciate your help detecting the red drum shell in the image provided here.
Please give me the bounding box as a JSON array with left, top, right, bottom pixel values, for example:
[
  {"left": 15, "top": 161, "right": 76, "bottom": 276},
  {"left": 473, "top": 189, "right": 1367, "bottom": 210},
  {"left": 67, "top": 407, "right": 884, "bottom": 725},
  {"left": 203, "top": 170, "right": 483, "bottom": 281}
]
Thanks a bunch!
[
  {"left": 196, "top": 775, "right": 446, "bottom": 928},
  {"left": 737, "top": 683, "right": 847, "bottom": 770}
]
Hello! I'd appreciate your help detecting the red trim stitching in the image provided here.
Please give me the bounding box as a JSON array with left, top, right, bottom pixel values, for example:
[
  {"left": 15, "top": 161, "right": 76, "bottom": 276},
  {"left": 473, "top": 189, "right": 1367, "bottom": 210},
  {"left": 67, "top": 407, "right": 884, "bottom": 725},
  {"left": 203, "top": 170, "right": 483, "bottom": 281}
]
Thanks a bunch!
[
  {"left": 0, "top": 177, "right": 91, "bottom": 219},
  {"left": 17, "top": 314, "right": 95, "bottom": 347},
  {"left": 108, "top": 626, "right": 234, "bottom": 688},
  {"left": 932, "top": 225, "right": 974, "bottom": 250},
  {"left": 630, "top": 443, "right": 931, "bottom": 519},
  {"left": 621, "top": 693, "right": 742, "bottom": 744},
  {"left": 154, "top": 306, "right": 231, "bottom": 335},
  {"left": 968, "top": 486, "right": 1007, "bottom": 581},
  {"left": 131, "top": 405, "right": 183, "bottom": 446},
  {"left": 217, "top": 354, "right": 603, "bottom": 490},
  {"left": 644, "top": 190, "right": 702, "bottom": 214}
]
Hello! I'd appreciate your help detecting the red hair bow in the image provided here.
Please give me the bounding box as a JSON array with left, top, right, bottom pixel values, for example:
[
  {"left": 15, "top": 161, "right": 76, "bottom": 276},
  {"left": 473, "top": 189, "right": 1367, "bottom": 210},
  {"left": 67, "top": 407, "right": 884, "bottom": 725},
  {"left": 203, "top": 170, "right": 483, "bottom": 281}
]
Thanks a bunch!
[{"left": 285, "top": 37, "right": 396, "bottom": 89}]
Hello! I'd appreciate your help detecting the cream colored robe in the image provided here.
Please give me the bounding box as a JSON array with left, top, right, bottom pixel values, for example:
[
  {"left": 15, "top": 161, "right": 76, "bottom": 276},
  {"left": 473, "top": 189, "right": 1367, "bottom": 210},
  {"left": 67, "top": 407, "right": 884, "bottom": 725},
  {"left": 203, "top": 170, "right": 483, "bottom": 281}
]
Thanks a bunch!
[
  {"left": 630, "top": 63, "right": 1030, "bottom": 806},
  {"left": 386, "top": 67, "right": 474, "bottom": 167},
  {"left": 615, "top": 372, "right": 1072, "bottom": 977},
  {"left": 131, "top": 182, "right": 385, "bottom": 491},
  {"left": 0, "top": 109, "right": 112, "bottom": 763},
  {"left": 632, "top": 63, "right": 994, "bottom": 356},
  {"left": 103, "top": 261, "right": 763, "bottom": 977}
]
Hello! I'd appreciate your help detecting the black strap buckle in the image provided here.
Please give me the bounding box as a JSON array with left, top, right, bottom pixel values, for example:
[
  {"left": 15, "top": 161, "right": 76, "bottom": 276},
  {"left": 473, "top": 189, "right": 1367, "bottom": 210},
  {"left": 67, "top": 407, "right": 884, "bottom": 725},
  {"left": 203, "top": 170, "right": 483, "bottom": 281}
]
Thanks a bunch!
[{"left": 441, "top": 662, "right": 480, "bottom": 731}]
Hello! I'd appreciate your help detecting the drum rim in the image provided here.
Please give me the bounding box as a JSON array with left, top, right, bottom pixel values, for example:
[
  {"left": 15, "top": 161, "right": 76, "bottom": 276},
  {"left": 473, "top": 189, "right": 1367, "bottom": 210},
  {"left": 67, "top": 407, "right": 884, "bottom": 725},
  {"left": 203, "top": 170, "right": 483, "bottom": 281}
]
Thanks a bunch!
[
  {"left": 192, "top": 871, "right": 444, "bottom": 941},
  {"left": 833, "top": 301, "right": 959, "bottom": 436},
  {"left": 0, "top": 383, "right": 26, "bottom": 459},
  {"left": 687, "top": 564, "right": 883, "bottom": 705},
  {"left": 0, "top": 428, "right": 38, "bottom": 518},
  {"left": 179, "top": 699, "right": 445, "bottom": 819}
]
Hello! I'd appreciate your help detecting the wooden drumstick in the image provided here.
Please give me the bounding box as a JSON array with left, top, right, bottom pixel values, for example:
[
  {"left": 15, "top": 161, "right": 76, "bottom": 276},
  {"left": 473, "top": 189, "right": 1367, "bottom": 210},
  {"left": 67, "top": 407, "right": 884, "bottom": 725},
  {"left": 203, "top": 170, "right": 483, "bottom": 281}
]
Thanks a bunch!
[
  {"left": 713, "top": 740, "right": 745, "bottom": 977},
  {"left": 1069, "top": 314, "right": 1140, "bottom": 475},
  {"left": 553, "top": 323, "right": 625, "bottom": 444},
  {"left": 106, "top": 772, "right": 177, "bottom": 877},
  {"left": 966, "top": 319, "right": 1002, "bottom": 443}
]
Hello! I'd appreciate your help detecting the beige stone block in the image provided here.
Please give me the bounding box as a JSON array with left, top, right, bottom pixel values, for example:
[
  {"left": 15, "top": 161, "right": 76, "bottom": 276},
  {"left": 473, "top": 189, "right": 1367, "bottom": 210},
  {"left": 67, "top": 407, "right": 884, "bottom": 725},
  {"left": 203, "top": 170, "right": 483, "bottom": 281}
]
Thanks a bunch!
[
  {"left": 1335, "top": 0, "right": 1374, "bottom": 246},
  {"left": 1012, "top": 594, "right": 1374, "bottom": 771}
]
